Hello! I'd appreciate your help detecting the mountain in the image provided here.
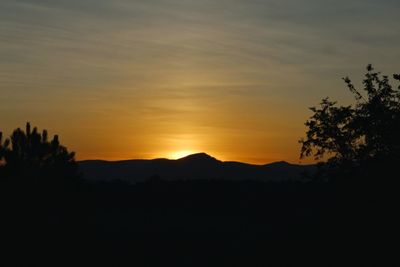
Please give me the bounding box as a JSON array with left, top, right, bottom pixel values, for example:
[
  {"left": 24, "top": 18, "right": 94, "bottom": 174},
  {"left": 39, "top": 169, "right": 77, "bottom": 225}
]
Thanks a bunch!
[{"left": 78, "top": 153, "right": 315, "bottom": 183}]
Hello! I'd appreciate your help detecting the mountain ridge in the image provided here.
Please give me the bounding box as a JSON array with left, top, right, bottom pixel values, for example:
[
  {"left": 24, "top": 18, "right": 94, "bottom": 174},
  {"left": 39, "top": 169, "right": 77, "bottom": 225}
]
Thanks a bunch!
[
  {"left": 78, "top": 153, "right": 315, "bottom": 183},
  {"left": 79, "top": 153, "right": 298, "bottom": 166}
]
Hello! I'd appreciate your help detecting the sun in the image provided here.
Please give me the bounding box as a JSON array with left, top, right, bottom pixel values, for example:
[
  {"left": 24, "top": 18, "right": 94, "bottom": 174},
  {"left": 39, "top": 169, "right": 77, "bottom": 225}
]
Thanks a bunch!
[{"left": 168, "top": 150, "right": 196, "bottom": 159}]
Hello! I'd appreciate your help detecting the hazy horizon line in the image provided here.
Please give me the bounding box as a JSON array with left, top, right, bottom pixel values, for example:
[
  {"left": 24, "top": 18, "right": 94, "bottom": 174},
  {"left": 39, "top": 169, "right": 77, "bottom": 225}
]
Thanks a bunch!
[{"left": 77, "top": 152, "right": 314, "bottom": 166}]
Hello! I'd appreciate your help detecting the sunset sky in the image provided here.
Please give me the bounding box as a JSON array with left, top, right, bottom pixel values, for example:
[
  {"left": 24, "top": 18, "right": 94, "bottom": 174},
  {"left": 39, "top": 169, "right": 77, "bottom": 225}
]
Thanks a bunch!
[{"left": 1, "top": 0, "right": 399, "bottom": 164}]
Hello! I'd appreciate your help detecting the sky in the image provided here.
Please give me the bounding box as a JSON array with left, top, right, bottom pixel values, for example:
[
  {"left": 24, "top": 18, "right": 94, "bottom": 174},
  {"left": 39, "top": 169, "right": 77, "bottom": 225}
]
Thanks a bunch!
[{"left": 1, "top": 0, "right": 399, "bottom": 164}]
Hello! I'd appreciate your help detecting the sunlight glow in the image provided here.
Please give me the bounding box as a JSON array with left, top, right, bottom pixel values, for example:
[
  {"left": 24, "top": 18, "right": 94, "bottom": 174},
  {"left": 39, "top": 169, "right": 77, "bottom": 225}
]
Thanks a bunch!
[{"left": 168, "top": 150, "right": 197, "bottom": 159}]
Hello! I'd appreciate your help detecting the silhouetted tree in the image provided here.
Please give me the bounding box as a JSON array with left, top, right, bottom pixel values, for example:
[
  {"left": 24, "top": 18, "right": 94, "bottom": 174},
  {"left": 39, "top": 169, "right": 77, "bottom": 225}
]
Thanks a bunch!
[
  {"left": 300, "top": 65, "right": 400, "bottom": 174},
  {"left": 0, "top": 132, "right": 9, "bottom": 160},
  {"left": 0, "top": 122, "right": 79, "bottom": 183},
  {"left": 0, "top": 132, "right": 10, "bottom": 175}
]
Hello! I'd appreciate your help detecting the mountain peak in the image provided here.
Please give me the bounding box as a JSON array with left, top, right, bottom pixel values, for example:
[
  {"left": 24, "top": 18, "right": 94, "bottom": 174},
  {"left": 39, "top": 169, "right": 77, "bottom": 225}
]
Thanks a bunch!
[{"left": 178, "top": 153, "right": 219, "bottom": 162}]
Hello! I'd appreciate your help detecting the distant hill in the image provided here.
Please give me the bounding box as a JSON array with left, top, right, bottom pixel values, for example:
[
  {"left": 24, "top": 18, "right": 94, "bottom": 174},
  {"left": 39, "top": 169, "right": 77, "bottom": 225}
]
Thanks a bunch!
[{"left": 78, "top": 153, "right": 315, "bottom": 183}]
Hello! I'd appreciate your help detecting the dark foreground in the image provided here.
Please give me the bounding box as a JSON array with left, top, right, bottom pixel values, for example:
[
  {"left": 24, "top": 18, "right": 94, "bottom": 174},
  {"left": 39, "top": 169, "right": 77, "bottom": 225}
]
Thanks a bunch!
[{"left": 1, "top": 177, "right": 396, "bottom": 266}]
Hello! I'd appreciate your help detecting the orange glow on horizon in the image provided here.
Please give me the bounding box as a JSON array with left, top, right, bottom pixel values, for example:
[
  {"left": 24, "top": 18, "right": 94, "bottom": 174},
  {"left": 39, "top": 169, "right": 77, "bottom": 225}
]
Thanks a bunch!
[{"left": 167, "top": 150, "right": 198, "bottom": 159}]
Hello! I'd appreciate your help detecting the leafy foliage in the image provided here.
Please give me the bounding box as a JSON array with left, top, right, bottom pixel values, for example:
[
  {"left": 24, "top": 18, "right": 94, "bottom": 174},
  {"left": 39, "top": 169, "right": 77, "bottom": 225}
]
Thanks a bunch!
[{"left": 300, "top": 65, "right": 400, "bottom": 169}]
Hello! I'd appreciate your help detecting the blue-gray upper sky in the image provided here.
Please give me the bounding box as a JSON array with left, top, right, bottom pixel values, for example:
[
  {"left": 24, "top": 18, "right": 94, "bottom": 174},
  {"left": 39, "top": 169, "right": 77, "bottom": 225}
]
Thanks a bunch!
[{"left": 1, "top": 0, "right": 399, "bottom": 163}]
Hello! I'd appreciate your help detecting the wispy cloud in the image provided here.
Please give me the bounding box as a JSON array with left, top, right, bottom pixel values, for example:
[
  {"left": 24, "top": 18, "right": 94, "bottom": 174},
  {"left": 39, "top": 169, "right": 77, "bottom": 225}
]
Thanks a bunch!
[{"left": 1, "top": 0, "right": 399, "bottom": 162}]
